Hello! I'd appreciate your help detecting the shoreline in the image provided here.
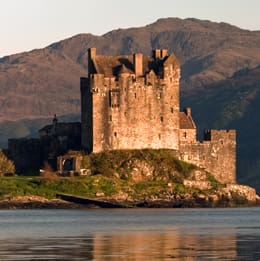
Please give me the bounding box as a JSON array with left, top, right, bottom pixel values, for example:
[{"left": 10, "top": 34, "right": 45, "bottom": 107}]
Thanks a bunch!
[
  {"left": 0, "top": 195, "right": 259, "bottom": 210},
  {"left": 0, "top": 196, "right": 85, "bottom": 210}
]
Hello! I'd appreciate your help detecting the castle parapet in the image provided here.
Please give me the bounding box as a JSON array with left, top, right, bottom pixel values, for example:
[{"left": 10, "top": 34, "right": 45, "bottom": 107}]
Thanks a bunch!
[
  {"left": 179, "top": 128, "right": 236, "bottom": 184},
  {"left": 204, "top": 129, "right": 236, "bottom": 144}
]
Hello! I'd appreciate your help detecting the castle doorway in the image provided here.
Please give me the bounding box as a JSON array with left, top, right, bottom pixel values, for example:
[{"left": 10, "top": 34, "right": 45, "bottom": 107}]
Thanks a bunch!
[{"left": 63, "top": 158, "right": 73, "bottom": 171}]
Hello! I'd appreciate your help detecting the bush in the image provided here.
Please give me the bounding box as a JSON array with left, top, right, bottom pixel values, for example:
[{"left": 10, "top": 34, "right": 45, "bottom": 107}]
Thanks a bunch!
[{"left": 0, "top": 150, "right": 15, "bottom": 176}]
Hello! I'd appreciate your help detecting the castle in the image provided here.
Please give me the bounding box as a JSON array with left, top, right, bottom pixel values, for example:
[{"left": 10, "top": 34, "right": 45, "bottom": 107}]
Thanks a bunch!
[
  {"left": 80, "top": 48, "right": 236, "bottom": 184},
  {"left": 6, "top": 47, "right": 236, "bottom": 184}
]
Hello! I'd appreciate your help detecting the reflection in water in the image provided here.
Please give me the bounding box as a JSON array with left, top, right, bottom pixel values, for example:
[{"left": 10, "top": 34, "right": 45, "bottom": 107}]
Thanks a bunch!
[
  {"left": 0, "top": 208, "right": 259, "bottom": 260},
  {"left": 1, "top": 231, "right": 259, "bottom": 260},
  {"left": 92, "top": 231, "right": 237, "bottom": 260},
  {"left": 0, "top": 237, "right": 94, "bottom": 260}
]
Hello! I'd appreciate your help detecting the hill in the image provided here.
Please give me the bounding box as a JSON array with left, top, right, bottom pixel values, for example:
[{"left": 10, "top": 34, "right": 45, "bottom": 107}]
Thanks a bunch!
[{"left": 0, "top": 17, "right": 260, "bottom": 191}]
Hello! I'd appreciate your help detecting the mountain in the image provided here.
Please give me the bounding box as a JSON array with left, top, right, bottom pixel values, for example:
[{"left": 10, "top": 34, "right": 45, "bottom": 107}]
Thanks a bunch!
[{"left": 0, "top": 17, "right": 260, "bottom": 191}]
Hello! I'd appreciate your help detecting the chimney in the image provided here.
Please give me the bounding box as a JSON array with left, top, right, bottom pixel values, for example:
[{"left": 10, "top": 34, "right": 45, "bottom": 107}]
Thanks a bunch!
[
  {"left": 134, "top": 53, "right": 143, "bottom": 77},
  {"left": 185, "top": 107, "right": 191, "bottom": 117},
  {"left": 88, "top": 48, "right": 96, "bottom": 75},
  {"left": 153, "top": 49, "right": 161, "bottom": 59},
  {"left": 161, "top": 49, "right": 168, "bottom": 58}
]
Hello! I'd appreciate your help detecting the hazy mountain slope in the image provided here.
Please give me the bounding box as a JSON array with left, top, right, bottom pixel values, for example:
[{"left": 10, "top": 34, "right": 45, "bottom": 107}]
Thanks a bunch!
[
  {"left": 49, "top": 18, "right": 260, "bottom": 90},
  {"left": 1, "top": 17, "right": 260, "bottom": 123},
  {"left": 0, "top": 49, "right": 84, "bottom": 121}
]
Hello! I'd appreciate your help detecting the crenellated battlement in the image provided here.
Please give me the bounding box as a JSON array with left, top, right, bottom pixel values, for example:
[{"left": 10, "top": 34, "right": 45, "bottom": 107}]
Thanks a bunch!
[{"left": 204, "top": 129, "right": 236, "bottom": 142}]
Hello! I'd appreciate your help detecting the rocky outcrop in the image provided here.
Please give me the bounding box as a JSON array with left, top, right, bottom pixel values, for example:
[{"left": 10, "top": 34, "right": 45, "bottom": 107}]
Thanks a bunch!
[
  {"left": 104, "top": 185, "right": 259, "bottom": 208},
  {"left": 0, "top": 195, "right": 82, "bottom": 209},
  {"left": 220, "top": 184, "right": 257, "bottom": 203}
]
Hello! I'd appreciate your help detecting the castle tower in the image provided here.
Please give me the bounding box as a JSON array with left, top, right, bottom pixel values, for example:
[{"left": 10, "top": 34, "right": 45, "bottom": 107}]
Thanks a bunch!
[{"left": 81, "top": 48, "right": 181, "bottom": 153}]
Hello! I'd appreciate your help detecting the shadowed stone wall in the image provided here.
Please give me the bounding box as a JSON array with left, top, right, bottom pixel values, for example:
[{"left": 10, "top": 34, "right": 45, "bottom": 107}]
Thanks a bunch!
[{"left": 179, "top": 130, "right": 236, "bottom": 184}]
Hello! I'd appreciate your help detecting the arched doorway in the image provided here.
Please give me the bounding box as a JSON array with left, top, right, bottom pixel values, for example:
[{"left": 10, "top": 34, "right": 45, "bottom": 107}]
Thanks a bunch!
[{"left": 63, "top": 158, "right": 73, "bottom": 171}]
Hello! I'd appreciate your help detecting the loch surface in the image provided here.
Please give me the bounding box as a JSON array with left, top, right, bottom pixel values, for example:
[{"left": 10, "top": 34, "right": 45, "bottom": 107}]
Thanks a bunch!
[{"left": 0, "top": 208, "right": 259, "bottom": 260}]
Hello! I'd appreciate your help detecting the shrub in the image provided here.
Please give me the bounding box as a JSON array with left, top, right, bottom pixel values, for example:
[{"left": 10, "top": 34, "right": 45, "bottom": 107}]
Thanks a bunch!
[{"left": 0, "top": 150, "right": 15, "bottom": 176}]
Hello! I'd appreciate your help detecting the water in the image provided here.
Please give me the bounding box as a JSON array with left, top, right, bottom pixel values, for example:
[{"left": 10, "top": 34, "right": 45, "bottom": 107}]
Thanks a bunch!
[{"left": 0, "top": 208, "right": 259, "bottom": 260}]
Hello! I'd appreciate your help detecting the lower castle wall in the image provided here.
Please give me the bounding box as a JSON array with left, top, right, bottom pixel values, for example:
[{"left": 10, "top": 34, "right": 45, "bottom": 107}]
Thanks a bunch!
[
  {"left": 178, "top": 138, "right": 236, "bottom": 184},
  {"left": 179, "top": 129, "right": 196, "bottom": 143},
  {"left": 8, "top": 139, "right": 44, "bottom": 173}
]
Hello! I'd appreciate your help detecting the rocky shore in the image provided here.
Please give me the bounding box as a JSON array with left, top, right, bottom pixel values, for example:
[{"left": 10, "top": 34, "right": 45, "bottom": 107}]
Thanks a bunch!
[
  {"left": 1, "top": 188, "right": 259, "bottom": 210},
  {"left": 108, "top": 185, "right": 260, "bottom": 208},
  {"left": 0, "top": 196, "right": 84, "bottom": 210}
]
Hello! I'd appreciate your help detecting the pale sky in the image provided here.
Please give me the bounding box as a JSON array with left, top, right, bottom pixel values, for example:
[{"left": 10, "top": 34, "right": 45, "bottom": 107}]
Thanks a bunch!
[{"left": 1, "top": 0, "right": 260, "bottom": 58}]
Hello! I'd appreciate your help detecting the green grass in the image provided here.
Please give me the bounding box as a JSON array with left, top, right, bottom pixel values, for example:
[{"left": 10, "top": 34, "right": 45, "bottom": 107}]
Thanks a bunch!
[
  {"left": 0, "top": 149, "right": 220, "bottom": 201},
  {"left": 0, "top": 175, "right": 198, "bottom": 201},
  {"left": 205, "top": 172, "right": 223, "bottom": 189},
  {"left": 0, "top": 175, "right": 130, "bottom": 199}
]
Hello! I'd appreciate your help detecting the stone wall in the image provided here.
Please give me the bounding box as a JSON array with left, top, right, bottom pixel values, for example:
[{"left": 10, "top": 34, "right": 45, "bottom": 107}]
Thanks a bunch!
[
  {"left": 81, "top": 50, "right": 181, "bottom": 153},
  {"left": 179, "top": 130, "right": 236, "bottom": 184},
  {"left": 81, "top": 77, "right": 93, "bottom": 153},
  {"left": 179, "top": 129, "right": 196, "bottom": 143},
  {"left": 8, "top": 120, "right": 82, "bottom": 174},
  {"left": 8, "top": 138, "right": 44, "bottom": 173}
]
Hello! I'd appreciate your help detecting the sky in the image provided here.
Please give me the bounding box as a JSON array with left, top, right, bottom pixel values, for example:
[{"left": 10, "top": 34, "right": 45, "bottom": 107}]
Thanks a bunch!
[{"left": 1, "top": 0, "right": 260, "bottom": 58}]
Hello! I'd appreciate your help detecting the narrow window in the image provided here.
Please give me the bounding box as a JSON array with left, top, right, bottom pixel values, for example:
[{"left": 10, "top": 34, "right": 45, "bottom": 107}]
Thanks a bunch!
[
  {"left": 183, "top": 132, "right": 187, "bottom": 138},
  {"left": 158, "top": 134, "right": 161, "bottom": 140},
  {"left": 171, "top": 107, "right": 174, "bottom": 113},
  {"left": 109, "top": 115, "right": 112, "bottom": 121},
  {"left": 160, "top": 116, "right": 164, "bottom": 123},
  {"left": 109, "top": 89, "right": 120, "bottom": 107},
  {"left": 114, "top": 132, "right": 117, "bottom": 137},
  {"left": 134, "top": 93, "right": 137, "bottom": 98}
]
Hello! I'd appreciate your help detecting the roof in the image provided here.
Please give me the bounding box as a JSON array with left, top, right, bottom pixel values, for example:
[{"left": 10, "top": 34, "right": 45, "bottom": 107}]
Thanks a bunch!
[
  {"left": 163, "top": 53, "right": 180, "bottom": 69},
  {"left": 179, "top": 112, "right": 196, "bottom": 129},
  {"left": 39, "top": 122, "right": 81, "bottom": 137},
  {"left": 91, "top": 52, "right": 179, "bottom": 77},
  {"left": 118, "top": 64, "right": 133, "bottom": 75},
  {"left": 94, "top": 55, "right": 134, "bottom": 77}
]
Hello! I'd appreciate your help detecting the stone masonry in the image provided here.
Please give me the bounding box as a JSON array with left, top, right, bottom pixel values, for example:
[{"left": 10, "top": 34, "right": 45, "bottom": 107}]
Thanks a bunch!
[{"left": 81, "top": 48, "right": 236, "bottom": 184}]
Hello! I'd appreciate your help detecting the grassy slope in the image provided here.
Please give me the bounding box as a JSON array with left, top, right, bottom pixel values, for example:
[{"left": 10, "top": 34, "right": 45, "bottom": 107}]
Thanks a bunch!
[{"left": 0, "top": 150, "right": 220, "bottom": 202}]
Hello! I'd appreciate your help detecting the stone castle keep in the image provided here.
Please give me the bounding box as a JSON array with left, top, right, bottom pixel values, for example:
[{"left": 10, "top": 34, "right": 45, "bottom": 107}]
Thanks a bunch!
[{"left": 80, "top": 48, "right": 236, "bottom": 184}]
